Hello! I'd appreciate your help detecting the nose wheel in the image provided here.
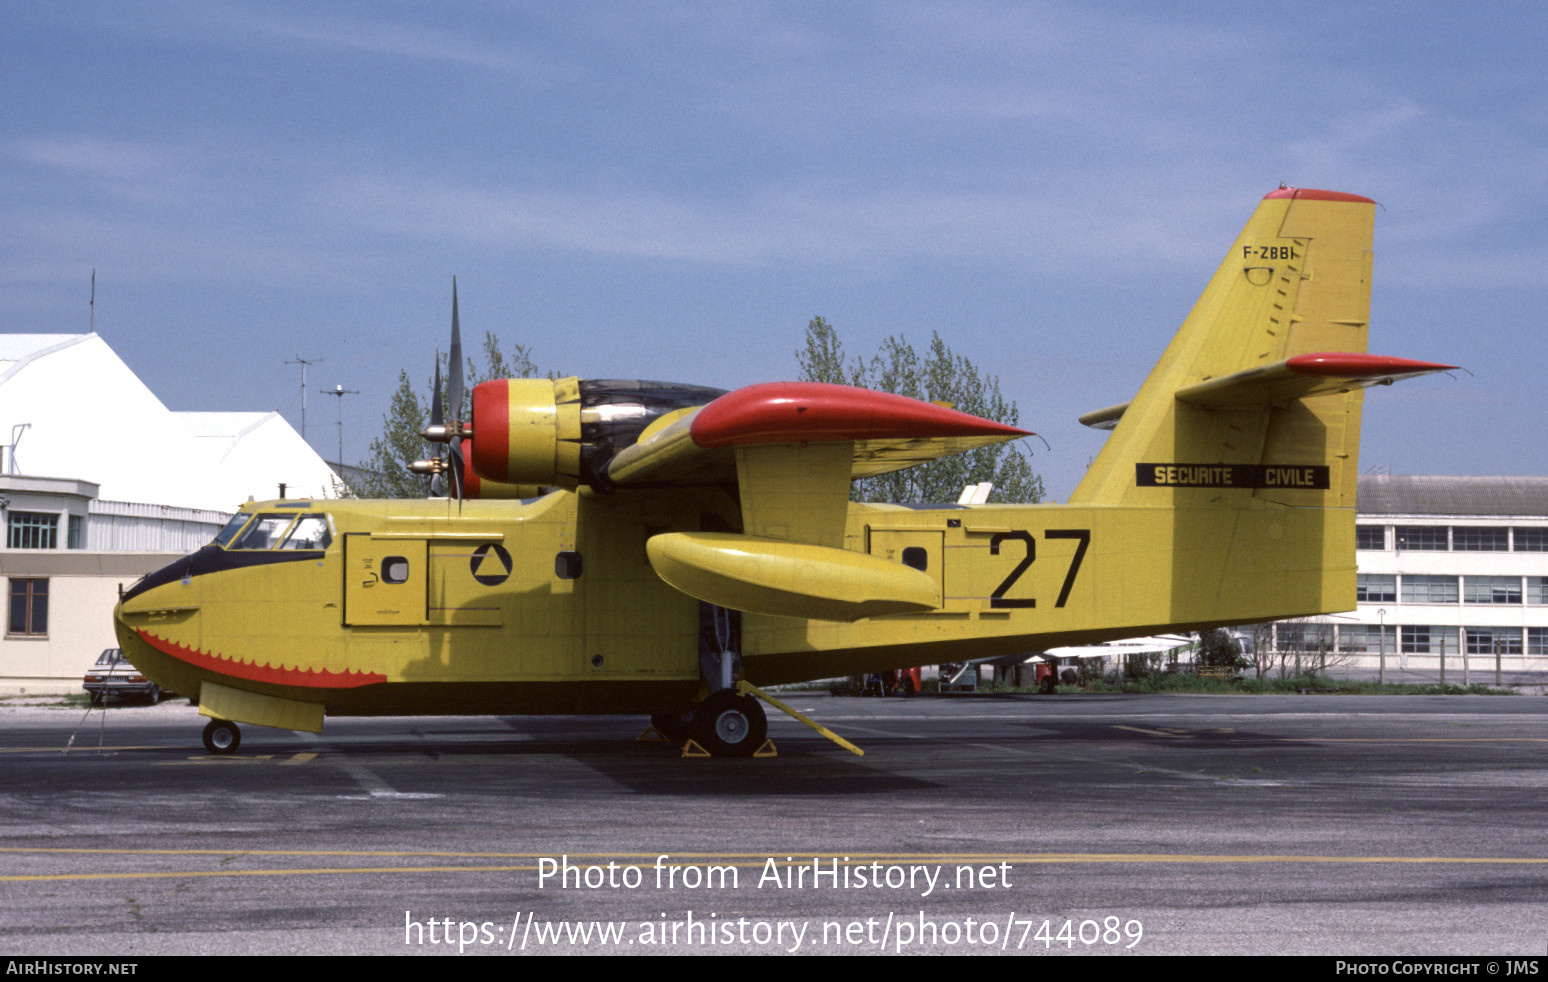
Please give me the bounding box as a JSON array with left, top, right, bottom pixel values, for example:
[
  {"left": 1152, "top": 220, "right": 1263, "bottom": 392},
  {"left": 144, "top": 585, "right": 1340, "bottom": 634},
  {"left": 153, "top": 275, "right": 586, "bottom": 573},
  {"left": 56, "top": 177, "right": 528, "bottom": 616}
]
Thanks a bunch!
[{"left": 202, "top": 719, "right": 241, "bottom": 755}]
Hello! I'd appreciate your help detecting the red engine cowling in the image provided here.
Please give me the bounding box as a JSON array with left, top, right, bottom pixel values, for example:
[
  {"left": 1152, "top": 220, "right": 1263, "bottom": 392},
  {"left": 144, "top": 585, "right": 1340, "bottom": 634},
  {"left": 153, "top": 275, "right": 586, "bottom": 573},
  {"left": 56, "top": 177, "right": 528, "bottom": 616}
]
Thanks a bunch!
[{"left": 469, "top": 378, "right": 583, "bottom": 488}]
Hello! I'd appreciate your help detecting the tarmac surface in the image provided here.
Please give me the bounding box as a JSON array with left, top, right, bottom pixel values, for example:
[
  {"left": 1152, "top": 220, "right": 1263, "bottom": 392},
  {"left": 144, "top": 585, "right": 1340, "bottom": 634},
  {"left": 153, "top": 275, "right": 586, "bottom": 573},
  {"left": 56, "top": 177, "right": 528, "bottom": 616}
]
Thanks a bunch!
[{"left": 2, "top": 691, "right": 1546, "bottom": 956}]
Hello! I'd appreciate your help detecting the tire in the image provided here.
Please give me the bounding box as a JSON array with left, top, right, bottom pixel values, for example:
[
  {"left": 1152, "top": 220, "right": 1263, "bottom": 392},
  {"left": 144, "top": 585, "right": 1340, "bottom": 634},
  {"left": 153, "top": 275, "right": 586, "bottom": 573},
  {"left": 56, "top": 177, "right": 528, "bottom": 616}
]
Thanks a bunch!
[
  {"left": 689, "top": 691, "right": 768, "bottom": 758},
  {"left": 1037, "top": 675, "right": 1055, "bottom": 695},
  {"left": 146, "top": 686, "right": 162, "bottom": 706},
  {"left": 202, "top": 719, "right": 241, "bottom": 755},
  {"left": 89, "top": 693, "right": 104, "bottom": 707}
]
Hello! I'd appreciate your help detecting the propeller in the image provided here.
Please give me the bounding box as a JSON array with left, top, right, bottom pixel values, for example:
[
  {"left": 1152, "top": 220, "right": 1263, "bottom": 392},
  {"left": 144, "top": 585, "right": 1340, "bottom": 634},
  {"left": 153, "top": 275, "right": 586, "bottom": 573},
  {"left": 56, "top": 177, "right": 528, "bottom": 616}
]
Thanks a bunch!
[{"left": 410, "top": 277, "right": 470, "bottom": 505}]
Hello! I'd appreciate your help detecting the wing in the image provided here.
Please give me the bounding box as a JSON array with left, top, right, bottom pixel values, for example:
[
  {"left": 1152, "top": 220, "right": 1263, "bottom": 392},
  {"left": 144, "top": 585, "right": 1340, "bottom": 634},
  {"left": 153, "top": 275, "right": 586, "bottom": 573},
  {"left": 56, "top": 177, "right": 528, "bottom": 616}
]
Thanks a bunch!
[
  {"left": 460, "top": 378, "right": 1030, "bottom": 621},
  {"left": 606, "top": 381, "right": 1029, "bottom": 488}
]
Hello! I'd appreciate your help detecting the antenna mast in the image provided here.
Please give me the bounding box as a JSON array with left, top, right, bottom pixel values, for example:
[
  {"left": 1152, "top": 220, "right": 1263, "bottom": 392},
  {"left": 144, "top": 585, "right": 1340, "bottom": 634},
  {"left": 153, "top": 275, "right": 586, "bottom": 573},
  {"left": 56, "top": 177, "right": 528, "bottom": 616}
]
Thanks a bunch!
[
  {"left": 285, "top": 356, "right": 323, "bottom": 441},
  {"left": 325, "top": 384, "right": 359, "bottom": 475}
]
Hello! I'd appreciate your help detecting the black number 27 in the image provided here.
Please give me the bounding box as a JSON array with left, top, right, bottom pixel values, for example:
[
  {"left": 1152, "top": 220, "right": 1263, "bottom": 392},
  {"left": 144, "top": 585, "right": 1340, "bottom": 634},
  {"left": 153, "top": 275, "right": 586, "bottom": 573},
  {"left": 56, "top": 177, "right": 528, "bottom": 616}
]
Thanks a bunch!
[{"left": 989, "top": 529, "right": 1090, "bottom": 609}]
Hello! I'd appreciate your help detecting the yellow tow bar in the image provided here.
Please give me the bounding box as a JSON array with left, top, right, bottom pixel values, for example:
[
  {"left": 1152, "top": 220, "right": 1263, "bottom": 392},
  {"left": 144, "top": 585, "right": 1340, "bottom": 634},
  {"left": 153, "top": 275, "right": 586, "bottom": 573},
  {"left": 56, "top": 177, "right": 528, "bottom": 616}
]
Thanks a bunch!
[{"left": 736, "top": 680, "right": 864, "bottom": 757}]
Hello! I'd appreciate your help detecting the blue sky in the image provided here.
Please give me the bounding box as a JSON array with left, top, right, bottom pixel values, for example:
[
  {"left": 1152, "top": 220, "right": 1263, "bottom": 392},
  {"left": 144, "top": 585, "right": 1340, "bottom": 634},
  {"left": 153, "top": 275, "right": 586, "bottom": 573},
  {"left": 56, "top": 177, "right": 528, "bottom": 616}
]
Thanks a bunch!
[{"left": 4, "top": 2, "right": 1544, "bottom": 499}]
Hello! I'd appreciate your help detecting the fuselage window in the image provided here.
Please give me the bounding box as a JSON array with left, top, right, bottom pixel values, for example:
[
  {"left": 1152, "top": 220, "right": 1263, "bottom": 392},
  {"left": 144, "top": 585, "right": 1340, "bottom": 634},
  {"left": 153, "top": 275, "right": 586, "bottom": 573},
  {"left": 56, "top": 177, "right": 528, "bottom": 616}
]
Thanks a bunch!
[
  {"left": 279, "top": 515, "right": 332, "bottom": 551},
  {"left": 382, "top": 556, "right": 410, "bottom": 584}
]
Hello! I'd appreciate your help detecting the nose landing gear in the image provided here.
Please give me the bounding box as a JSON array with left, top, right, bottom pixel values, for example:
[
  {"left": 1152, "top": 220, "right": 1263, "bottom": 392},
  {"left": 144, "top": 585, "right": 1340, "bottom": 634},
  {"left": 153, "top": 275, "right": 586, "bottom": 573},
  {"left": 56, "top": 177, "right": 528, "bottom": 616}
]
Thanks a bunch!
[{"left": 202, "top": 718, "right": 241, "bottom": 754}]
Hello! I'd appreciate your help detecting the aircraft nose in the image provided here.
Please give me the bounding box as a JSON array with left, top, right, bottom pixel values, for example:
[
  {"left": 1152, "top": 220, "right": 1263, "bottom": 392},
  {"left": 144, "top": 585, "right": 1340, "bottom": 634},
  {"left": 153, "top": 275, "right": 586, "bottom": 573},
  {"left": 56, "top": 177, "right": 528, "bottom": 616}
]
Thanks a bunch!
[{"left": 114, "top": 571, "right": 204, "bottom": 700}]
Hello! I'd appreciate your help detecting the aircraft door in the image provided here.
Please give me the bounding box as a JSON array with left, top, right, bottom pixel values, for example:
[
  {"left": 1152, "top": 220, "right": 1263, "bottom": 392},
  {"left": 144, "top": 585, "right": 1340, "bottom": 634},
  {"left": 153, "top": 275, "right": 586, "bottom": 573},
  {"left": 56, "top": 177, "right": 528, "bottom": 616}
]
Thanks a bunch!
[{"left": 343, "top": 534, "right": 428, "bottom": 626}]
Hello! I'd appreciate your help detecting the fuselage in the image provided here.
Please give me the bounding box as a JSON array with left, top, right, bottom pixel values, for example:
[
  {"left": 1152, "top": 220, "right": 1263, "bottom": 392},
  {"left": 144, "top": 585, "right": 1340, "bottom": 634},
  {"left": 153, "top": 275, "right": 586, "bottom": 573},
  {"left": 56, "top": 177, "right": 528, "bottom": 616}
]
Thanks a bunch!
[{"left": 113, "top": 486, "right": 1351, "bottom": 722}]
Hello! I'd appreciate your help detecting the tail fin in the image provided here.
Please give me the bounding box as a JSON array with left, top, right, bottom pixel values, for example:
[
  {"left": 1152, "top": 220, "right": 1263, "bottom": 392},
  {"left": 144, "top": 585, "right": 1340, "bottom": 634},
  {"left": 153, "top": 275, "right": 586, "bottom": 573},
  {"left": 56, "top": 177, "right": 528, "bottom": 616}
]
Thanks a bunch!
[{"left": 1068, "top": 188, "right": 1443, "bottom": 509}]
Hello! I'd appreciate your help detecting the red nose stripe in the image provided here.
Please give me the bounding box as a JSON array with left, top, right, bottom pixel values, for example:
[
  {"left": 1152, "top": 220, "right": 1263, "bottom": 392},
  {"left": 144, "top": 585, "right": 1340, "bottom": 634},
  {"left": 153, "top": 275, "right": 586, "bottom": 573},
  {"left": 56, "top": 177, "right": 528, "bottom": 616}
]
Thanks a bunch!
[{"left": 137, "top": 629, "right": 386, "bottom": 688}]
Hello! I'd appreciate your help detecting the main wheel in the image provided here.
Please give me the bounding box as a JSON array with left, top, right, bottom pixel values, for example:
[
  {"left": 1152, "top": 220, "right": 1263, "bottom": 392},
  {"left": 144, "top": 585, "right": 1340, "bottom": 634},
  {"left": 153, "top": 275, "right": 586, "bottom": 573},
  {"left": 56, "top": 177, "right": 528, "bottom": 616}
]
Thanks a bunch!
[
  {"left": 202, "top": 719, "right": 241, "bottom": 755},
  {"left": 689, "top": 691, "right": 768, "bottom": 757}
]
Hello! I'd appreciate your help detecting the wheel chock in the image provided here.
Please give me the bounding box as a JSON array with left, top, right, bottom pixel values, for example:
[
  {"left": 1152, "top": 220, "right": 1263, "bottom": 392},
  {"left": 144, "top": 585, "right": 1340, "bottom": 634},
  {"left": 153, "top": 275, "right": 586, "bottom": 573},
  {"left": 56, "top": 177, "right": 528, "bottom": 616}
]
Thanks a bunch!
[
  {"left": 637, "top": 724, "right": 674, "bottom": 743},
  {"left": 753, "top": 739, "right": 777, "bottom": 758},
  {"left": 681, "top": 739, "right": 712, "bottom": 758}
]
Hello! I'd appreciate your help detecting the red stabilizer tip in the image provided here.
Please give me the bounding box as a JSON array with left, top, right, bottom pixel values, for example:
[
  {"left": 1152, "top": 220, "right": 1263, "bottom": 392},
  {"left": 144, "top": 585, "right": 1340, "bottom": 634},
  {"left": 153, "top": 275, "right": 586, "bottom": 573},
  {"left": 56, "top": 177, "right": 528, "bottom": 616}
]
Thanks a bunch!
[
  {"left": 1263, "top": 187, "right": 1376, "bottom": 204},
  {"left": 1287, "top": 353, "right": 1459, "bottom": 377}
]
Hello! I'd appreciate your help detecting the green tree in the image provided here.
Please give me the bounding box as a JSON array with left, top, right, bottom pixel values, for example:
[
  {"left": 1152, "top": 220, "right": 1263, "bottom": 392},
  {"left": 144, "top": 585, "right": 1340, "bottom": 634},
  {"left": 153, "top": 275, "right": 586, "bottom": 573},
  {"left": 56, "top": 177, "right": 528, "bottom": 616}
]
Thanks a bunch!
[
  {"left": 351, "top": 333, "right": 549, "bottom": 499},
  {"left": 1196, "top": 628, "right": 1245, "bottom": 669},
  {"left": 796, "top": 316, "right": 1045, "bottom": 504}
]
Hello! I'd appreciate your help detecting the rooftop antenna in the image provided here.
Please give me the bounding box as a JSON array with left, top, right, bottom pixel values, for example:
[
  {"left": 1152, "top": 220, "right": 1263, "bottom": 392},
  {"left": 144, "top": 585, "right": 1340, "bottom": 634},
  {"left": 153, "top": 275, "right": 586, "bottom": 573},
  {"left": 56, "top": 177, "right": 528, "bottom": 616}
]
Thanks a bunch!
[
  {"left": 325, "top": 383, "right": 359, "bottom": 475},
  {"left": 285, "top": 356, "right": 323, "bottom": 441}
]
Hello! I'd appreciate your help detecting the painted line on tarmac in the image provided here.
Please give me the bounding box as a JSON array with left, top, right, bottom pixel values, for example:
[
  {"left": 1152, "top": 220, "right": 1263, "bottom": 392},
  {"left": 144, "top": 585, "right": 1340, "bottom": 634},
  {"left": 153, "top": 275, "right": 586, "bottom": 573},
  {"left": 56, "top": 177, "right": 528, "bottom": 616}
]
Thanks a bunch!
[{"left": 6, "top": 849, "right": 1548, "bottom": 883}]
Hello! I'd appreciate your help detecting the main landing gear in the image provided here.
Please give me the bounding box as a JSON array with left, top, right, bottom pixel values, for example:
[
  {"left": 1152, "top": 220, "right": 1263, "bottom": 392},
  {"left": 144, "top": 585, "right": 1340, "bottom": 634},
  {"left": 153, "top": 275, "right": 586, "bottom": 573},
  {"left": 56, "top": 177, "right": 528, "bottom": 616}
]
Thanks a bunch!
[
  {"left": 202, "top": 718, "right": 241, "bottom": 755},
  {"left": 653, "top": 691, "right": 768, "bottom": 757},
  {"left": 648, "top": 681, "right": 866, "bottom": 758}
]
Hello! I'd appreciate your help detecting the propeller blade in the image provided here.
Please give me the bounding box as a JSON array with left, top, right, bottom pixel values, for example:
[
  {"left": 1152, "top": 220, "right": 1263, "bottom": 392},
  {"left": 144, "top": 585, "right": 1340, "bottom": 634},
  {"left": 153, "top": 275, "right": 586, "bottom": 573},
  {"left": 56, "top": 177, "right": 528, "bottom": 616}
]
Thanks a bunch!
[
  {"left": 449, "top": 436, "right": 465, "bottom": 503},
  {"left": 428, "top": 349, "right": 445, "bottom": 497},
  {"left": 429, "top": 346, "right": 444, "bottom": 428},
  {"left": 448, "top": 276, "right": 465, "bottom": 432}
]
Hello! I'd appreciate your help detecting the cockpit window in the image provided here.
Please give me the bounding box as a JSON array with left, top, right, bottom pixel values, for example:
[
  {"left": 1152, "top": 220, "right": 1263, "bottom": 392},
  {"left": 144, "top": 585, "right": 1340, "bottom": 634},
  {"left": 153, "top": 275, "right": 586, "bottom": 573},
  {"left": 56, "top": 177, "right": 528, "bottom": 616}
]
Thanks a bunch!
[
  {"left": 229, "top": 514, "right": 298, "bottom": 550},
  {"left": 213, "top": 514, "right": 253, "bottom": 547},
  {"left": 279, "top": 515, "right": 332, "bottom": 551}
]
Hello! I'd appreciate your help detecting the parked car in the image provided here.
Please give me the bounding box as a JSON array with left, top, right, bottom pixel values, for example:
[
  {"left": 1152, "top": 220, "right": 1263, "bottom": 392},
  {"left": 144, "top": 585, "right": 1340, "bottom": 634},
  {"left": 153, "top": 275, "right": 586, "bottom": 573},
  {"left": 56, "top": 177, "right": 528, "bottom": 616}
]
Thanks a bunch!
[{"left": 82, "top": 648, "right": 168, "bottom": 705}]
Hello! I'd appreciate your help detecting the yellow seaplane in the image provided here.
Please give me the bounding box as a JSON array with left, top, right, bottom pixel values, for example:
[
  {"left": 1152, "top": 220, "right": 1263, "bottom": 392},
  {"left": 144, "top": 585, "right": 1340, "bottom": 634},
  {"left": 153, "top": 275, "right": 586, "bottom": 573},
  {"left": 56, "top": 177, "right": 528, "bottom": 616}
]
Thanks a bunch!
[{"left": 114, "top": 187, "right": 1454, "bottom": 756}]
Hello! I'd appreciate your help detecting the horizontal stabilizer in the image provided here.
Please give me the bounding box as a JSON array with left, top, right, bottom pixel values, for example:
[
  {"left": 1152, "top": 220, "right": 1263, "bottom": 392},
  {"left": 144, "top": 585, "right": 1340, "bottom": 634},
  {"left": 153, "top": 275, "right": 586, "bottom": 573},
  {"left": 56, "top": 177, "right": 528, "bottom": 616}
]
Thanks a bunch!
[
  {"left": 1078, "top": 402, "right": 1129, "bottom": 431},
  {"left": 647, "top": 531, "right": 941, "bottom": 621},
  {"left": 1081, "top": 354, "right": 1455, "bottom": 429},
  {"left": 1174, "top": 352, "right": 1458, "bottom": 408}
]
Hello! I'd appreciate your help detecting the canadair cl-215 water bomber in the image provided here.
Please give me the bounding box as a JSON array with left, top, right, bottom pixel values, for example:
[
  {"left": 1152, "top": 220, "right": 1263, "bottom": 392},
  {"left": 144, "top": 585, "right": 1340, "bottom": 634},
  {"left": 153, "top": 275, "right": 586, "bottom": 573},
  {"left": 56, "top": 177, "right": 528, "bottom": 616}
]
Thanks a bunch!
[{"left": 114, "top": 188, "right": 1455, "bottom": 756}]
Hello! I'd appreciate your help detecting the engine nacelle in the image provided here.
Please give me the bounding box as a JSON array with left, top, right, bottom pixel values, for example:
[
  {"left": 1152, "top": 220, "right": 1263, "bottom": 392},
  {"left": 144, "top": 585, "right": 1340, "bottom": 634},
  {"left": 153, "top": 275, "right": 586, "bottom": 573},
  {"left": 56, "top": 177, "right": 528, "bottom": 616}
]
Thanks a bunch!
[
  {"left": 469, "top": 377, "right": 584, "bottom": 488},
  {"left": 467, "top": 377, "right": 728, "bottom": 490},
  {"left": 459, "top": 437, "right": 547, "bottom": 500}
]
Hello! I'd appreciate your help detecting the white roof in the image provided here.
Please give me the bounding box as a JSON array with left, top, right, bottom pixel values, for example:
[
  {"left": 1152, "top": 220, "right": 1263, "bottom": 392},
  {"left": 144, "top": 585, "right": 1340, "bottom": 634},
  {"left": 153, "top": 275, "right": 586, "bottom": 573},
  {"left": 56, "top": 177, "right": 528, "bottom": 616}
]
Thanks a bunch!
[{"left": 0, "top": 333, "right": 338, "bottom": 511}]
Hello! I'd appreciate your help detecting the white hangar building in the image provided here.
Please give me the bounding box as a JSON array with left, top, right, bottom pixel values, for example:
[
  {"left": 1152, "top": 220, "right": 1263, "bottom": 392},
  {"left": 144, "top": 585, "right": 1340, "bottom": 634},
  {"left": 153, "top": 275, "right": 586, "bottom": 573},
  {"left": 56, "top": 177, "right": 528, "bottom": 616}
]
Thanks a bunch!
[{"left": 1, "top": 333, "right": 339, "bottom": 692}]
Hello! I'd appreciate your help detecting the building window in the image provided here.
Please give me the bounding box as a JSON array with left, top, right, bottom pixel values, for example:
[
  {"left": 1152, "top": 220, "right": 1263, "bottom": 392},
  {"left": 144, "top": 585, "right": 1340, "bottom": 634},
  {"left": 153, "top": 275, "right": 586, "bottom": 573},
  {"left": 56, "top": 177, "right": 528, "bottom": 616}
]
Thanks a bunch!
[
  {"left": 7, "top": 578, "right": 48, "bottom": 636},
  {"left": 67, "top": 515, "right": 84, "bottom": 549},
  {"left": 1401, "top": 625, "right": 1437, "bottom": 655},
  {"left": 1513, "top": 528, "right": 1548, "bottom": 552},
  {"left": 1338, "top": 624, "right": 1395, "bottom": 653},
  {"left": 1394, "top": 526, "right": 1448, "bottom": 551},
  {"left": 1529, "top": 628, "right": 1548, "bottom": 657},
  {"left": 1401, "top": 575, "right": 1458, "bottom": 604},
  {"left": 1452, "top": 526, "right": 1509, "bottom": 551},
  {"left": 1528, "top": 578, "right": 1548, "bottom": 606},
  {"left": 1463, "top": 576, "right": 1522, "bottom": 605},
  {"left": 6, "top": 512, "right": 58, "bottom": 549},
  {"left": 1356, "top": 525, "right": 1387, "bottom": 550},
  {"left": 1465, "top": 627, "right": 1522, "bottom": 657},
  {"left": 1356, "top": 574, "right": 1396, "bottom": 603}
]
